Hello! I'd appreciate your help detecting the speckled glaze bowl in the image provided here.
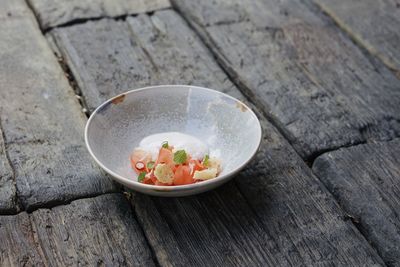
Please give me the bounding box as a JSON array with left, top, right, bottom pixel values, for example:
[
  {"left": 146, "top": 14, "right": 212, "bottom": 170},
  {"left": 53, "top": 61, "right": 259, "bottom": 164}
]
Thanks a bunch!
[{"left": 85, "top": 85, "right": 262, "bottom": 196}]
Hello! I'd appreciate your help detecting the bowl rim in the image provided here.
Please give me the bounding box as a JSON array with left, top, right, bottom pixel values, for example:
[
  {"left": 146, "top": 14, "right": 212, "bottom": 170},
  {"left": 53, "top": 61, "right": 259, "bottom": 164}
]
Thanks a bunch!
[{"left": 85, "top": 85, "right": 262, "bottom": 192}]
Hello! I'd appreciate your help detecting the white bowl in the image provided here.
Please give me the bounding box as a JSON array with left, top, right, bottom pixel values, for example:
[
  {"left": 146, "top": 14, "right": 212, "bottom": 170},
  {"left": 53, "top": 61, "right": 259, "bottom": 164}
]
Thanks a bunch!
[{"left": 85, "top": 85, "right": 262, "bottom": 197}]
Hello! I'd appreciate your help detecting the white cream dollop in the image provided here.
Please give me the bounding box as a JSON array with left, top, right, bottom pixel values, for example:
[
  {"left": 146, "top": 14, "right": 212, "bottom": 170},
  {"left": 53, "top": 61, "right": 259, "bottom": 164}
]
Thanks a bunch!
[{"left": 138, "top": 132, "right": 209, "bottom": 161}]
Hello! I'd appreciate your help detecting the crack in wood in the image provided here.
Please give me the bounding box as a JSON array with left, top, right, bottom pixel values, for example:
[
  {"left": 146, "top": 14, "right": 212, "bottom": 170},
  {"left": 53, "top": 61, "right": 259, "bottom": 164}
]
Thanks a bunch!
[
  {"left": 0, "top": 117, "right": 20, "bottom": 214},
  {"left": 172, "top": 0, "right": 399, "bottom": 173},
  {"left": 27, "top": 0, "right": 171, "bottom": 32},
  {"left": 57, "top": 54, "right": 91, "bottom": 117},
  {"left": 43, "top": 14, "right": 130, "bottom": 34},
  {"left": 26, "top": 0, "right": 92, "bottom": 119},
  {"left": 14, "top": 2, "right": 394, "bottom": 266},
  {"left": 170, "top": 1, "right": 308, "bottom": 163},
  {"left": 312, "top": 139, "right": 400, "bottom": 266},
  {"left": 169, "top": 3, "right": 398, "bottom": 264},
  {"left": 172, "top": 0, "right": 400, "bottom": 161}
]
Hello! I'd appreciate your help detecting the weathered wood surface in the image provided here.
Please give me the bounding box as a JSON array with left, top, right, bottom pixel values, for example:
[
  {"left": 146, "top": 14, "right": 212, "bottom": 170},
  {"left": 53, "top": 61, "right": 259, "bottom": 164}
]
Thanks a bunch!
[
  {"left": 28, "top": 0, "right": 171, "bottom": 30},
  {"left": 313, "top": 0, "right": 400, "bottom": 75},
  {"left": 50, "top": 14, "right": 239, "bottom": 113},
  {"left": 0, "top": 0, "right": 32, "bottom": 19},
  {"left": 0, "top": 127, "right": 17, "bottom": 214},
  {"left": 50, "top": 10, "right": 385, "bottom": 265},
  {"left": 32, "top": 193, "right": 155, "bottom": 266},
  {"left": 0, "top": 213, "right": 44, "bottom": 266},
  {"left": 313, "top": 139, "right": 400, "bottom": 266},
  {"left": 0, "top": 194, "right": 155, "bottom": 266},
  {"left": 0, "top": 0, "right": 116, "bottom": 211},
  {"left": 172, "top": 0, "right": 400, "bottom": 159}
]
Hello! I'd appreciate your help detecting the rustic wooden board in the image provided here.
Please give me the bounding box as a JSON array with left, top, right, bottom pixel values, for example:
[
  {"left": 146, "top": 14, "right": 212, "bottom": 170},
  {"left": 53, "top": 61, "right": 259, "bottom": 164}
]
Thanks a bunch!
[
  {"left": 172, "top": 0, "right": 400, "bottom": 159},
  {"left": 0, "top": 126, "right": 17, "bottom": 214},
  {"left": 0, "top": 213, "right": 45, "bottom": 266},
  {"left": 0, "top": 194, "right": 155, "bottom": 266},
  {"left": 313, "top": 139, "right": 400, "bottom": 266},
  {"left": 31, "top": 193, "right": 155, "bottom": 266},
  {"left": 313, "top": 0, "right": 400, "bottom": 75},
  {"left": 135, "top": 118, "right": 385, "bottom": 266},
  {"left": 0, "top": 0, "right": 116, "bottom": 211},
  {"left": 50, "top": 14, "right": 239, "bottom": 113},
  {"left": 28, "top": 0, "right": 171, "bottom": 30},
  {"left": 51, "top": 10, "right": 385, "bottom": 265}
]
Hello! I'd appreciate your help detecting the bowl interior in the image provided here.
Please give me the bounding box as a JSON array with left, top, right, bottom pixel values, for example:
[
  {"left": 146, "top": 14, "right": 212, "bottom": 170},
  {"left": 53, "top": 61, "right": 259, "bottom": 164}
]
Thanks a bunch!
[{"left": 86, "top": 86, "right": 261, "bottom": 184}]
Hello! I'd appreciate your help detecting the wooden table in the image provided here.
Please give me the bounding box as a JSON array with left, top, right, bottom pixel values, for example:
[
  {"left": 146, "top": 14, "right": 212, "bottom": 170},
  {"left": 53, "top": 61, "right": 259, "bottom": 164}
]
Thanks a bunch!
[{"left": 1, "top": 0, "right": 399, "bottom": 266}]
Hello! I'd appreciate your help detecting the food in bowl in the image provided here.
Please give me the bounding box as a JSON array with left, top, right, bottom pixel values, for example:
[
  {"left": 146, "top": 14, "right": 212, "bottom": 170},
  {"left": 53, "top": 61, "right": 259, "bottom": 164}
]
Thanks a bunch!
[
  {"left": 85, "top": 85, "right": 262, "bottom": 196},
  {"left": 130, "top": 132, "right": 222, "bottom": 186}
]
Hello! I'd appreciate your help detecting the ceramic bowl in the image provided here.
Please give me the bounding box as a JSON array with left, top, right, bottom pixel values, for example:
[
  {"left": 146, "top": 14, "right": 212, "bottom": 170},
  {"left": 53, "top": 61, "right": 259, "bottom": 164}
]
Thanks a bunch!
[{"left": 85, "top": 85, "right": 262, "bottom": 196}]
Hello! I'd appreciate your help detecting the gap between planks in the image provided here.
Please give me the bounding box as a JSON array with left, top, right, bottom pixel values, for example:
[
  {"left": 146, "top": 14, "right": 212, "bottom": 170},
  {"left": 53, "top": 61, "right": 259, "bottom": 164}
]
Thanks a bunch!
[
  {"left": 53, "top": 48, "right": 91, "bottom": 117},
  {"left": 167, "top": 3, "right": 397, "bottom": 262},
  {"left": 27, "top": 0, "right": 400, "bottom": 164},
  {"left": 0, "top": 119, "right": 21, "bottom": 214},
  {"left": 3, "top": 190, "right": 122, "bottom": 216},
  {"left": 24, "top": 0, "right": 397, "bottom": 214},
  {"left": 170, "top": 0, "right": 400, "bottom": 163},
  {"left": 41, "top": 14, "right": 134, "bottom": 34},
  {"left": 169, "top": 0, "right": 393, "bottom": 168},
  {"left": 7, "top": 7, "right": 160, "bottom": 266},
  {"left": 19, "top": 3, "right": 396, "bottom": 264}
]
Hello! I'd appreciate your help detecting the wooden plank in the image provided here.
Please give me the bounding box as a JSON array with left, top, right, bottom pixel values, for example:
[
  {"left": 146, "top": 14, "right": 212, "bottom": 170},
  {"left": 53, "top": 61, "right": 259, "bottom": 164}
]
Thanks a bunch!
[
  {"left": 313, "top": 139, "right": 400, "bottom": 266},
  {"left": 135, "top": 118, "right": 384, "bottom": 266},
  {"left": 31, "top": 193, "right": 155, "bottom": 266},
  {"left": 313, "top": 0, "right": 400, "bottom": 75},
  {"left": 51, "top": 10, "right": 385, "bottom": 265},
  {"left": 135, "top": 184, "right": 280, "bottom": 266},
  {"left": 172, "top": 0, "right": 400, "bottom": 159},
  {"left": 0, "top": 0, "right": 32, "bottom": 19},
  {"left": 0, "top": 213, "right": 45, "bottom": 266},
  {"left": 0, "top": 126, "right": 17, "bottom": 214},
  {"left": 0, "top": 194, "right": 155, "bottom": 266},
  {"left": 0, "top": 0, "right": 116, "bottom": 211},
  {"left": 28, "top": 0, "right": 171, "bottom": 30},
  {"left": 50, "top": 15, "right": 239, "bottom": 113}
]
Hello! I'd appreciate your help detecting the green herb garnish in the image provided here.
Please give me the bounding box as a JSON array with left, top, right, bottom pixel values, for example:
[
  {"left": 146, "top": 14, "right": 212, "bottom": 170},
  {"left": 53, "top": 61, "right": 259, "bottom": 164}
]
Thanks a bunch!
[
  {"left": 162, "top": 141, "right": 169, "bottom": 149},
  {"left": 138, "top": 172, "right": 146, "bottom": 182},
  {"left": 173, "top": 150, "right": 187, "bottom": 164},
  {"left": 147, "top": 161, "right": 155, "bottom": 170},
  {"left": 203, "top": 154, "right": 210, "bottom": 166}
]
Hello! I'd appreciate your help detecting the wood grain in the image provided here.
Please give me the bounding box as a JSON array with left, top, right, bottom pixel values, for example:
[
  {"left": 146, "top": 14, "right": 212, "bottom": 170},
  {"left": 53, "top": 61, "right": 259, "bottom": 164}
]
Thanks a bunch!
[
  {"left": 172, "top": 0, "right": 400, "bottom": 159},
  {"left": 0, "top": 0, "right": 116, "bottom": 211},
  {"left": 0, "top": 125, "right": 17, "bottom": 214},
  {"left": 50, "top": 13, "right": 239, "bottom": 113},
  {"left": 0, "top": 213, "right": 45, "bottom": 266},
  {"left": 313, "top": 139, "right": 400, "bottom": 266},
  {"left": 32, "top": 193, "right": 155, "bottom": 266},
  {"left": 313, "top": 0, "right": 400, "bottom": 75},
  {"left": 51, "top": 10, "right": 385, "bottom": 265},
  {"left": 135, "top": 117, "right": 385, "bottom": 266},
  {"left": 0, "top": 194, "right": 155, "bottom": 266},
  {"left": 28, "top": 0, "right": 171, "bottom": 30}
]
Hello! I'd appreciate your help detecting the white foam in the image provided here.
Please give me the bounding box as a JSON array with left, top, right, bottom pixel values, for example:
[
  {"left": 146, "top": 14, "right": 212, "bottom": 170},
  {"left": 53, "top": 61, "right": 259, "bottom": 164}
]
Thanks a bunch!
[{"left": 138, "top": 132, "right": 209, "bottom": 161}]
